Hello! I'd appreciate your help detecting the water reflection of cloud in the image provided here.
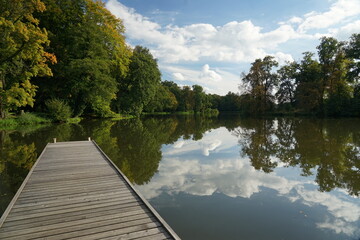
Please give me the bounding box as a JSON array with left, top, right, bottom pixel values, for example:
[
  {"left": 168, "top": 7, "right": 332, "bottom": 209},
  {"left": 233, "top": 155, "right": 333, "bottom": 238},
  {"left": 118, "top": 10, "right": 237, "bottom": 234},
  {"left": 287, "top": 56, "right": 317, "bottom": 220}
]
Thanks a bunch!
[
  {"left": 164, "top": 127, "right": 238, "bottom": 157},
  {"left": 317, "top": 218, "right": 358, "bottom": 236},
  {"left": 137, "top": 128, "right": 360, "bottom": 237},
  {"left": 173, "top": 140, "right": 185, "bottom": 149},
  {"left": 296, "top": 186, "right": 360, "bottom": 222},
  {"left": 201, "top": 139, "right": 221, "bottom": 156}
]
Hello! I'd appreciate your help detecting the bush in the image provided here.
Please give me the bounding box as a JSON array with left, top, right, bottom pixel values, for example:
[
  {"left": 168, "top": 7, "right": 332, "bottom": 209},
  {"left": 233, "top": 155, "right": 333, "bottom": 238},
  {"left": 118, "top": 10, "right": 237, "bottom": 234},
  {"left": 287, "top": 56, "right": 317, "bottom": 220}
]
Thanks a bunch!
[
  {"left": 17, "top": 113, "right": 51, "bottom": 124},
  {"left": 45, "top": 99, "right": 72, "bottom": 122}
]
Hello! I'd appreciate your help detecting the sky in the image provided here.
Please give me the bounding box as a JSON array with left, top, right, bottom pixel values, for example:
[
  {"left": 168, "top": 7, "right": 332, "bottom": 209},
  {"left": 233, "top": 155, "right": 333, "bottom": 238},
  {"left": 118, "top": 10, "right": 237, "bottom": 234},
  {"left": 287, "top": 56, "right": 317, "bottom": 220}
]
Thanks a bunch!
[{"left": 105, "top": 0, "right": 360, "bottom": 95}]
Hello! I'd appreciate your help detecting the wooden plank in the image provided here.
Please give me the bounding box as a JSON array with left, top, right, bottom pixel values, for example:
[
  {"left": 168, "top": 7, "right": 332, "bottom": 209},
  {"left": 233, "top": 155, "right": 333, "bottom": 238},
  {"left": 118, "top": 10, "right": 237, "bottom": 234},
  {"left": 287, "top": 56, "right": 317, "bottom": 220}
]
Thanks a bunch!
[
  {"left": 21, "top": 180, "right": 125, "bottom": 192},
  {"left": 11, "top": 192, "right": 135, "bottom": 213},
  {"left": 3, "top": 203, "right": 146, "bottom": 228},
  {"left": 21, "top": 175, "right": 119, "bottom": 189},
  {"left": 12, "top": 191, "right": 136, "bottom": 211},
  {"left": 6, "top": 196, "right": 140, "bottom": 221},
  {"left": 16, "top": 188, "right": 132, "bottom": 204},
  {"left": 0, "top": 208, "right": 150, "bottom": 233},
  {"left": 0, "top": 140, "right": 180, "bottom": 240},
  {"left": 19, "top": 183, "right": 128, "bottom": 197},
  {"left": 102, "top": 228, "right": 168, "bottom": 240},
  {"left": 56, "top": 221, "right": 160, "bottom": 240},
  {"left": 0, "top": 213, "right": 152, "bottom": 239},
  {"left": 9, "top": 194, "right": 137, "bottom": 217}
]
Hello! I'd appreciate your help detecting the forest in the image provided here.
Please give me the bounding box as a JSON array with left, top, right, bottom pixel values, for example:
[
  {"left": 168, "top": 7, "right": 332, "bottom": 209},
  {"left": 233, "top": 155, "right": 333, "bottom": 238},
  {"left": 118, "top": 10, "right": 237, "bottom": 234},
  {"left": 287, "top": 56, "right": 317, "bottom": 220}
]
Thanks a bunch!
[{"left": 1, "top": 0, "right": 360, "bottom": 121}]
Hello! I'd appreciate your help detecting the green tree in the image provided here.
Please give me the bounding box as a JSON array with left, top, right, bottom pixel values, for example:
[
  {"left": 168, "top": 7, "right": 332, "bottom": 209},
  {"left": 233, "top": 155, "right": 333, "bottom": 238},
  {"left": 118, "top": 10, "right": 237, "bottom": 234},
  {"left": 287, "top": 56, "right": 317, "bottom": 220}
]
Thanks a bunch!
[
  {"left": 276, "top": 62, "right": 297, "bottom": 110},
  {"left": 192, "top": 84, "right": 208, "bottom": 113},
  {"left": 34, "top": 0, "right": 131, "bottom": 117},
  {"left": 144, "top": 85, "right": 178, "bottom": 113},
  {"left": 182, "top": 86, "right": 195, "bottom": 111},
  {"left": 317, "top": 37, "right": 352, "bottom": 115},
  {"left": 162, "top": 81, "right": 185, "bottom": 111},
  {"left": 294, "top": 52, "right": 323, "bottom": 113},
  {"left": 0, "top": 0, "right": 55, "bottom": 118},
  {"left": 219, "top": 92, "right": 241, "bottom": 111},
  {"left": 240, "top": 56, "right": 278, "bottom": 114},
  {"left": 346, "top": 33, "right": 360, "bottom": 82},
  {"left": 117, "top": 46, "right": 161, "bottom": 116}
]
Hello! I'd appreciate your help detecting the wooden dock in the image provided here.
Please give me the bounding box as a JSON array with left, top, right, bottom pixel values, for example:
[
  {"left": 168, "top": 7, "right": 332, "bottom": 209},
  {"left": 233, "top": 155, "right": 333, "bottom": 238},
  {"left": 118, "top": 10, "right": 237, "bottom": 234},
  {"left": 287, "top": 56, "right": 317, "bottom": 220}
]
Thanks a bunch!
[{"left": 0, "top": 140, "right": 180, "bottom": 240}]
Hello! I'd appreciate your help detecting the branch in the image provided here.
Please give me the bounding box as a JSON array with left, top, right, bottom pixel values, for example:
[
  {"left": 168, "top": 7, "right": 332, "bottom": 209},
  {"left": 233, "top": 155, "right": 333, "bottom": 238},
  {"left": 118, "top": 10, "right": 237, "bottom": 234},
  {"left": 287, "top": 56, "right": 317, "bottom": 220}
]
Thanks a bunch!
[{"left": 0, "top": 41, "right": 26, "bottom": 65}]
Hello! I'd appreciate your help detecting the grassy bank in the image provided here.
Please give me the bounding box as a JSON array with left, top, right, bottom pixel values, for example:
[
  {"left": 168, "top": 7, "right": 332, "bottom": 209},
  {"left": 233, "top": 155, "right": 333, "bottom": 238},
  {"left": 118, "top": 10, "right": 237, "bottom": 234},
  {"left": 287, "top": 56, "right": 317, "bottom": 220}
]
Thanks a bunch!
[
  {"left": 0, "top": 113, "right": 51, "bottom": 126},
  {"left": 142, "top": 109, "right": 220, "bottom": 117},
  {"left": 110, "top": 114, "right": 135, "bottom": 120},
  {"left": 0, "top": 113, "right": 82, "bottom": 129}
]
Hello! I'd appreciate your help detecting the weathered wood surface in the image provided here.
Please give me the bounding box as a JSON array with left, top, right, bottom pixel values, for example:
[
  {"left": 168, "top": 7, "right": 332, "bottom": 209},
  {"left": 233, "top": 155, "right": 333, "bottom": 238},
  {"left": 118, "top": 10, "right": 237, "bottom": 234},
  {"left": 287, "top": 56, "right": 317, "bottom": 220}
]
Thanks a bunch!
[{"left": 0, "top": 141, "right": 180, "bottom": 240}]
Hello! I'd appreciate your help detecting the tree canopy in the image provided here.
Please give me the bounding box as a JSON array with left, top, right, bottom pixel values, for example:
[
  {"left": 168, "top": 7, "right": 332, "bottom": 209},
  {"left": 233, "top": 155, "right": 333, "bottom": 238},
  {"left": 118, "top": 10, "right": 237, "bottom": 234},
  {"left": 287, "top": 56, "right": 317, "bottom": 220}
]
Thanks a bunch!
[
  {"left": 116, "top": 46, "right": 161, "bottom": 116},
  {"left": 0, "top": 0, "right": 56, "bottom": 118},
  {"left": 32, "top": 0, "right": 131, "bottom": 117}
]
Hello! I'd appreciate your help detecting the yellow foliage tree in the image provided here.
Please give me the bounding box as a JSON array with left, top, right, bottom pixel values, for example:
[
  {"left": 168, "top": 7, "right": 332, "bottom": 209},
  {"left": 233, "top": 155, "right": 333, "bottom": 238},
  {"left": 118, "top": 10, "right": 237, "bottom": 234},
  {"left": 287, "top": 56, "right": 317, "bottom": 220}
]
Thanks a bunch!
[{"left": 0, "top": 0, "right": 56, "bottom": 118}]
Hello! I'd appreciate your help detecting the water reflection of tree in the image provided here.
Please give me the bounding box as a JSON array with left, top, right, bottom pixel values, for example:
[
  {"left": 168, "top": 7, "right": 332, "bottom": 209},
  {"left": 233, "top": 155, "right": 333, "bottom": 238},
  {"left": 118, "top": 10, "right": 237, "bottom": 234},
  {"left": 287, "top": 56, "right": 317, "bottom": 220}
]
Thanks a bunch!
[
  {"left": 108, "top": 116, "right": 224, "bottom": 185},
  {"left": 0, "top": 131, "right": 38, "bottom": 215},
  {"left": 234, "top": 118, "right": 278, "bottom": 173},
  {"left": 234, "top": 118, "right": 360, "bottom": 196},
  {"left": 89, "top": 115, "right": 228, "bottom": 185}
]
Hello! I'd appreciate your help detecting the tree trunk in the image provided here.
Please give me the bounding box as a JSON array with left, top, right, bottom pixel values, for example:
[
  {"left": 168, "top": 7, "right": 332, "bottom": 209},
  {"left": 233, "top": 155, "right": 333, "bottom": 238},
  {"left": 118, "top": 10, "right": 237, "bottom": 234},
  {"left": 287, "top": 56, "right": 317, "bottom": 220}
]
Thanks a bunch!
[
  {"left": 0, "top": 130, "right": 5, "bottom": 148},
  {"left": 0, "top": 73, "right": 5, "bottom": 119},
  {"left": 0, "top": 102, "right": 5, "bottom": 119}
]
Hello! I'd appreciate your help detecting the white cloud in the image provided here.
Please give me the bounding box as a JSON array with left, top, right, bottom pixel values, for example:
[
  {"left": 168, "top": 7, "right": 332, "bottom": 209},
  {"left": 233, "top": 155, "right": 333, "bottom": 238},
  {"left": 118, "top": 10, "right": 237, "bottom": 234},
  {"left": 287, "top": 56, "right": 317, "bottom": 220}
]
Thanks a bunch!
[
  {"left": 172, "top": 72, "right": 185, "bottom": 81},
  {"left": 273, "top": 52, "right": 294, "bottom": 65},
  {"left": 106, "top": 0, "right": 360, "bottom": 95},
  {"left": 199, "top": 64, "right": 222, "bottom": 82},
  {"left": 289, "top": 17, "right": 303, "bottom": 24},
  {"left": 161, "top": 64, "right": 240, "bottom": 95},
  {"left": 329, "top": 20, "right": 360, "bottom": 40},
  {"left": 106, "top": 0, "right": 297, "bottom": 63},
  {"left": 298, "top": 0, "right": 360, "bottom": 33}
]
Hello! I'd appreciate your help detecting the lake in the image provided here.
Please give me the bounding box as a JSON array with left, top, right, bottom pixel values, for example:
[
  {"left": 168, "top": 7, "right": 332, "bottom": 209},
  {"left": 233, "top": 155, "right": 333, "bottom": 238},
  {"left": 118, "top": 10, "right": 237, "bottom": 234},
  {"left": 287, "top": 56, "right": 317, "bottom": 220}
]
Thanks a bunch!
[{"left": 0, "top": 115, "right": 359, "bottom": 239}]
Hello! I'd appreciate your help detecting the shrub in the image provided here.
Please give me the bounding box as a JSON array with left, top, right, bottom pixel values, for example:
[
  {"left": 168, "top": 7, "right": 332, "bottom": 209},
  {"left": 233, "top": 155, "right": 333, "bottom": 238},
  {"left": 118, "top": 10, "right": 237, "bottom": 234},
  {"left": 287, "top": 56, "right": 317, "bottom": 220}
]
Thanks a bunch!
[
  {"left": 45, "top": 99, "right": 72, "bottom": 122},
  {"left": 17, "top": 113, "right": 51, "bottom": 124}
]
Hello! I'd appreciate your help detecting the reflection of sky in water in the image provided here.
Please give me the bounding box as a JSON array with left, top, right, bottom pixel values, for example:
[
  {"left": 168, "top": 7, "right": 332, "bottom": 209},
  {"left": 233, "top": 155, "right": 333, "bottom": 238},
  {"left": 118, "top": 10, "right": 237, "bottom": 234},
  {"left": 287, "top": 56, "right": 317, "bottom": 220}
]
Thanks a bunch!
[{"left": 136, "top": 127, "right": 360, "bottom": 239}]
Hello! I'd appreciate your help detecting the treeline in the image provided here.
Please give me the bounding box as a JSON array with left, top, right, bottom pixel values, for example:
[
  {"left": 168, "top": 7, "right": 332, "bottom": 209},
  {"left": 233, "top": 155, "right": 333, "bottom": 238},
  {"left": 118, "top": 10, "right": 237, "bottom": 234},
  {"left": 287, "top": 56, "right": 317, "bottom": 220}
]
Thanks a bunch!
[
  {"left": 156, "top": 34, "right": 360, "bottom": 117},
  {"left": 1, "top": 1, "right": 359, "bottom": 119},
  {"left": 236, "top": 35, "right": 360, "bottom": 116}
]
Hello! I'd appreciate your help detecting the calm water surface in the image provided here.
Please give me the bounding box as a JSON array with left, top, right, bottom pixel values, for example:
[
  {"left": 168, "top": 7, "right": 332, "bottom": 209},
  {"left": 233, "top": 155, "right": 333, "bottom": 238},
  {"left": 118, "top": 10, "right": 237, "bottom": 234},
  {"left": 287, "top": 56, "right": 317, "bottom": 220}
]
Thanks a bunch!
[{"left": 0, "top": 115, "right": 359, "bottom": 239}]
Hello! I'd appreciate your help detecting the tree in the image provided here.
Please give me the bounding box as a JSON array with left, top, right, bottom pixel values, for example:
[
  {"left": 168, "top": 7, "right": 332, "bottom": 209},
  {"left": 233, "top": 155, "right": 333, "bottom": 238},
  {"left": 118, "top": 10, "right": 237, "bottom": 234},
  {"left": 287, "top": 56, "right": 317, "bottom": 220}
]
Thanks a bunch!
[
  {"left": 0, "top": 0, "right": 56, "bottom": 118},
  {"left": 276, "top": 62, "right": 297, "bottom": 110},
  {"left": 117, "top": 46, "right": 161, "bottom": 116},
  {"left": 162, "top": 80, "right": 185, "bottom": 111},
  {"left": 294, "top": 52, "right": 323, "bottom": 113},
  {"left": 346, "top": 33, "right": 360, "bottom": 82},
  {"left": 34, "top": 0, "right": 131, "bottom": 116},
  {"left": 193, "top": 85, "right": 208, "bottom": 113},
  {"left": 317, "top": 37, "right": 352, "bottom": 116},
  {"left": 182, "top": 86, "right": 195, "bottom": 111},
  {"left": 219, "top": 92, "right": 241, "bottom": 111},
  {"left": 144, "top": 85, "right": 178, "bottom": 113},
  {"left": 240, "top": 56, "right": 278, "bottom": 114}
]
